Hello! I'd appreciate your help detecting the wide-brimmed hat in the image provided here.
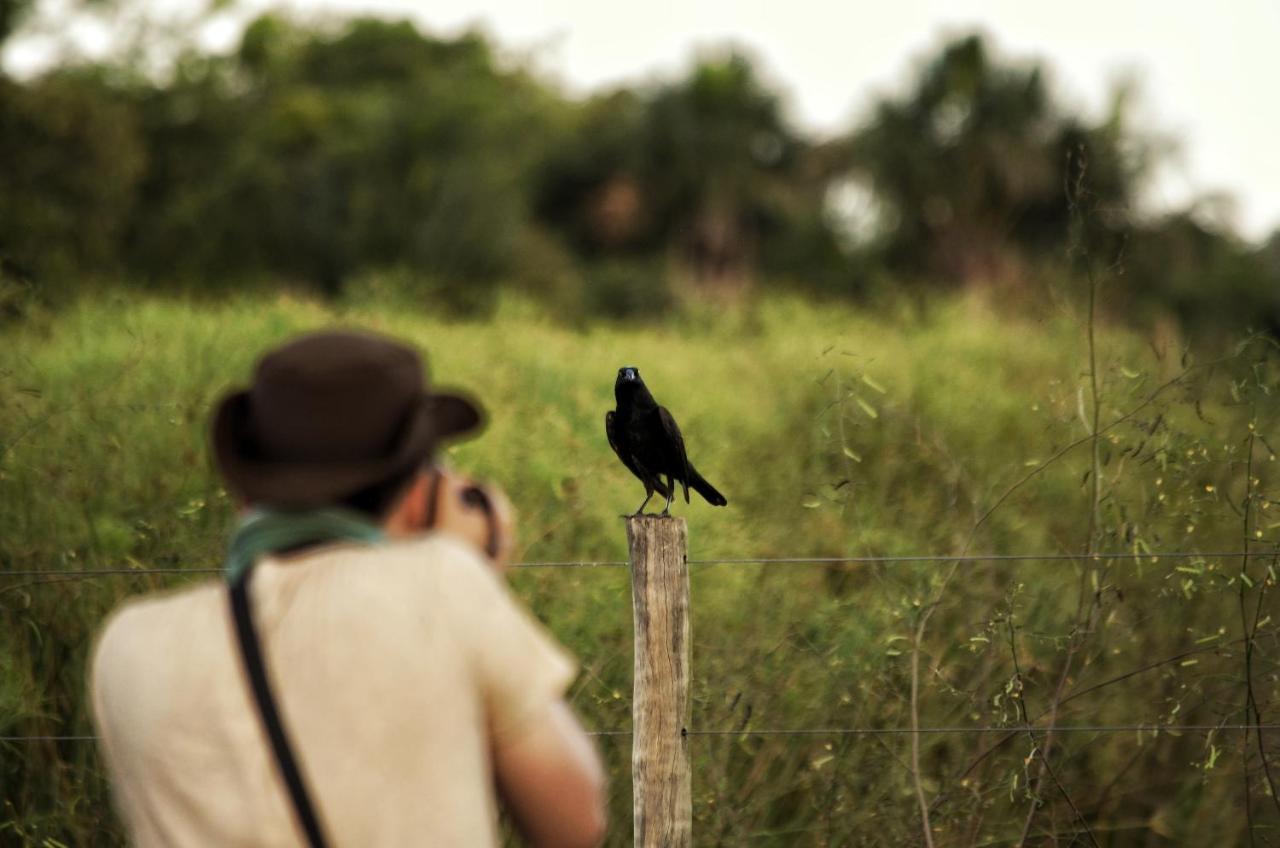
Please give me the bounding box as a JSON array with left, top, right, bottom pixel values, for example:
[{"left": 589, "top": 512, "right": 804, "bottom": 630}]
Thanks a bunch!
[{"left": 211, "top": 329, "right": 483, "bottom": 507}]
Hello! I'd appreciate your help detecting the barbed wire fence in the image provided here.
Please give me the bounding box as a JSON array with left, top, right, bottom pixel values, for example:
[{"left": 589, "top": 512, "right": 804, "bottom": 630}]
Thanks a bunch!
[
  {"left": 2, "top": 526, "right": 1279, "bottom": 848},
  {"left": 2, "top": 548, "right": 1273, "bottom": 578},
  {"left": 2, "top": 547, "right": 1275, "bottom": 741}
]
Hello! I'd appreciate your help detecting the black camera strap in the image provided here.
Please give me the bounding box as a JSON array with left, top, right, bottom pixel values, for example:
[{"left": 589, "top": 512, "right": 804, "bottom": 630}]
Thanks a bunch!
[{"left": 229, "top": 564, "right": 331, "bottom": 848}]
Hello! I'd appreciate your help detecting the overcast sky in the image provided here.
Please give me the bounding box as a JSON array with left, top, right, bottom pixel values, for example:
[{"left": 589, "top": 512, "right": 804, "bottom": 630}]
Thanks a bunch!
[{"left": 7, "top": 0, "right": 1279, "bottom": 241}]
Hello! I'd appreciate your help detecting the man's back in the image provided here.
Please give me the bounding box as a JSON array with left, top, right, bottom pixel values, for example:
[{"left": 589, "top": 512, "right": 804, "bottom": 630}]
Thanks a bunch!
[{"left": 90, "top": 534, "right": 575, "bottom": 847}]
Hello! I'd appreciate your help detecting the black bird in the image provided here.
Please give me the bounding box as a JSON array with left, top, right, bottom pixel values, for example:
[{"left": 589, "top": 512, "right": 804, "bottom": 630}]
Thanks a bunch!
[{"left": 606, "top": 366, "right": 728, "bottom": 516}]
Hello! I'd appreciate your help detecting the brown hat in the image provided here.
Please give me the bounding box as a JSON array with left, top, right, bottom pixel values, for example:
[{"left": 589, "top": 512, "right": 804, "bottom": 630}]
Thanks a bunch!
[{"left": 211, "top": 329, "right": 483, "bottom": 507}]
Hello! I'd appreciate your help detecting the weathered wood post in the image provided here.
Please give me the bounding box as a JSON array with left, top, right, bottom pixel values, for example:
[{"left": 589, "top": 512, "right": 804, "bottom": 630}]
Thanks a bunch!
[{"left": 626, "top": 515, "right": 691, "bottom": 847}]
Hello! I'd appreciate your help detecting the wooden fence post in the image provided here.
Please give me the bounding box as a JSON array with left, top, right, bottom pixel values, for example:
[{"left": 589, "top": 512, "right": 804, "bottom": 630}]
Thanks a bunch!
[{"left": 626, "top": 515, "right": 691, "bottom": 848}]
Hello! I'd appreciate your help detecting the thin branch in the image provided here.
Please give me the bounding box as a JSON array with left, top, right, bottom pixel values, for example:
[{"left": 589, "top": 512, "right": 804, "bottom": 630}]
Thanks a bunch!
[
  {"left": 1237, "top": 423, "right": 1280, "bottom": 825},
  {"left": 1007, "top": 618, "right": 1100, "bottom": 847},
  {"left": 1017, "top": 149, "right": 1102, "bottom": 848},
  {"left": 911, "top": 598, "right": 941, "bottom": 848},
  {"left": 1248, "top": 550, "right": 1280, "bottom": 815},
  {"left": 905, "top": 351, "right": 1222, "bottom": 842},
  {"left": 1239, "top": 426, "right": 1258, "bottom": 844}
]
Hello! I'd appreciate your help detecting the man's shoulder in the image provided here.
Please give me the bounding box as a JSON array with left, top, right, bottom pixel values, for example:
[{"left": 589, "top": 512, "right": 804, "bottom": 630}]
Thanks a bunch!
[
  {"left": 331, "top": 532, "right": 498, "bottom": 589},
  {"left": 88, "top": 577, "right": 233, "bottom": 741},
  {"left": 389, "top": 532, "right": 491, "bottom": 567},
  {"left": 91, "top": 579, "right": 226, "bottom": 672},
  {"left": 96, "top": 577, "right": 222, "bottom": 637},
  {"left": 91, "top": 535, "right": 497, "bottom": 669},
  {"left": 340, "top": 538, "right": 519, "bottom": 630}
]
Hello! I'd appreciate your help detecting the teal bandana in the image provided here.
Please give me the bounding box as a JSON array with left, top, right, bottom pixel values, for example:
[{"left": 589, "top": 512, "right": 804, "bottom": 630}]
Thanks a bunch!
[{"left": 225, "top": 508, "right": 386, "bottom": 584}]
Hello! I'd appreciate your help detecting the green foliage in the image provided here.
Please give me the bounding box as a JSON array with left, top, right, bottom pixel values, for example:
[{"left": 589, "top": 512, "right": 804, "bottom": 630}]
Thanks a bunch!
[
  {"left": 2, "top": 22, "right": 1277, "bottom": 330},
  {"left": 579, "top": 258, "right": 673, "bottom": 321},
  {"left": 2, "top": 10, "right": 1280, "bottom": 839},
  {"left": 535, "top": 90, "right": 651, "bottom": 254},
  {"left": 640, "top": 53, "right": 802, "bottom": 275},
  {"left": 844, "top": 35, "right": 1144, "bottom": 285},
  {"left": 122, "top": 15, "right": 560, "bottom": 295},
  {"left": 537, "top": 52, "right": 842, "bottom": 292},
  {"left": 1122, "top": 211, "right": 1280, "bottom": 336},
  {"left": 2, "top": 289, "right": 1277, "bottom": 845},
  {"left": 827, "top": 33, "right": 1280, "bottom": 332},
  {"left": 0, "top": 72, "right": 145, "bottom": 288}
]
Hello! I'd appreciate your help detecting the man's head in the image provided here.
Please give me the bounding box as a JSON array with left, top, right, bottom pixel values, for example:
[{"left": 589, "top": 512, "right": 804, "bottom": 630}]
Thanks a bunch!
[{"left": 211, "top": 329, "right": 483, "bottom": 520}]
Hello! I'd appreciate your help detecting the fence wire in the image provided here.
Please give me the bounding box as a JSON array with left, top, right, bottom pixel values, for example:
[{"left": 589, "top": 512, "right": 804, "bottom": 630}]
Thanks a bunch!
[
  {"left": 5, "top": 723, "right": 1278, "bottom": 744},
  {"left": 3, "top": 549, "right": 1276, "bottom": 749},
  {"left": 1, "top": 549, "right": 1274, "bottom": 580}
]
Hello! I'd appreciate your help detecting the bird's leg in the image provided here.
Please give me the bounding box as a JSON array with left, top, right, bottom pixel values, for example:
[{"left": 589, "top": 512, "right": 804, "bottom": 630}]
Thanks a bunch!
[
  {"left": 657, "top": 475, "right": 676, "bottom": 516},
  {"left": 631, "top": 488, "right": 654, "bottom": 517}
]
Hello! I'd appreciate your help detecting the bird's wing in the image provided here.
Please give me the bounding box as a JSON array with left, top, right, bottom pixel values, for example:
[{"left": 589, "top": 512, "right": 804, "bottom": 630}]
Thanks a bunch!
[
  {"left": 606, "top": 411, "right": 645, "bottom": 477},
  {"left": 657, "top": 406, "right": 691, "bottom": 486},
  {"left": 605, "top": 410, "right": 626, "bottom": 460},
  {"left": 607, "top": 410, "right": 671, "bottom": 497}
]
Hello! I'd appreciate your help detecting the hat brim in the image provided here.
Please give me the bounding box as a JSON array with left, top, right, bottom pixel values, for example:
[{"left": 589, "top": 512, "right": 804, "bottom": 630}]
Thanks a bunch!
[{"left": 212, "top": 388, "right": 484, "bottom": 508}]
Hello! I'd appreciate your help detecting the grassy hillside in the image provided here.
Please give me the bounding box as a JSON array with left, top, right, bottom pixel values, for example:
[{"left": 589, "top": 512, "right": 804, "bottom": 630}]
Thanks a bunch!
[{"left": 2, "top": 288, "right": 1277, "bottom": 845}]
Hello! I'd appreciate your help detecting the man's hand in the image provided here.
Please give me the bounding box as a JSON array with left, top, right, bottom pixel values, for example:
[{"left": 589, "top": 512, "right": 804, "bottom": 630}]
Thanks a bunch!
[{"left": 429, "top": 468, "right": 516, "bottom": 572}]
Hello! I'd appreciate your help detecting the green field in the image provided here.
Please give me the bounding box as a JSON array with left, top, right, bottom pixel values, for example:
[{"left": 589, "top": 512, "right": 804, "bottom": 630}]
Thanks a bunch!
[{"left": 2, "top": 288, "right": 1278, "bottom": 845}]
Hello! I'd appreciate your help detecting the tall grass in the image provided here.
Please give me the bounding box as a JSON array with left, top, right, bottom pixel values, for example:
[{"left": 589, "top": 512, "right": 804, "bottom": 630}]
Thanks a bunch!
[{"left": 1, "top": 288, "right": 1277, "bottom": 845}]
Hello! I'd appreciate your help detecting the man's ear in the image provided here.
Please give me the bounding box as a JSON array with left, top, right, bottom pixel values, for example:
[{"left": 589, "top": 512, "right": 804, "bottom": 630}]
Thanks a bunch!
[{"left": 384, "top": 470, "right": 433, "bottom": 535}]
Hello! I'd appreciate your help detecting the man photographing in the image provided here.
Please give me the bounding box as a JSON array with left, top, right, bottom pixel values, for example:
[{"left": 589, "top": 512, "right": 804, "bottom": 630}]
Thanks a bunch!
[{"left": 89, "top": 330, "right": 607, "bottom": 847}]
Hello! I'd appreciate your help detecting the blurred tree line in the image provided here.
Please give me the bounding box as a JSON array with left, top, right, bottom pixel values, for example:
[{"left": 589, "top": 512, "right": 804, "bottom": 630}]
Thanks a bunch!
[{"left": 1, "top": 8, "right": 1277, "bottom": 332}]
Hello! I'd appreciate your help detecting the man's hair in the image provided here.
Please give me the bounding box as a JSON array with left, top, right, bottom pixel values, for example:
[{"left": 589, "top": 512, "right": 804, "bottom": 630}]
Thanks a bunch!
[{"left": 337, "top": 462, "right": 425, "bottom": 520}]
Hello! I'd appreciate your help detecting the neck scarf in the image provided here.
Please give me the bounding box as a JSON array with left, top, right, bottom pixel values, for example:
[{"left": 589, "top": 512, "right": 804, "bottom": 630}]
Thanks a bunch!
[{"left": 225, "top": 508, "right": 386, "bottom": 583}]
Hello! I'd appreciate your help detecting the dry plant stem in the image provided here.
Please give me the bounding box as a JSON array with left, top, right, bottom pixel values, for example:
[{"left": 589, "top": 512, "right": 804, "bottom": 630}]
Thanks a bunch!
[
  {"left": 1250, "top": 552, "right": 1280, "bottom": 814},
  {"left": 967, "top": 358, "right": 1208, "bottom": 541},
  {"left": 1239, "top": 428, "right": 1257, "bottom": 844},
  {"left": 1237, "top": 427, "right": 1280, "bottom": 825},
  {"left": 833, "top": 370, "right": 875, "bottom": 553},
  {"left": 908, "top": 319, "right": 1251, "bottom": 841},
  {"left": 1015, "top": 590, "right": 1100, "bottom": 848},
  {"left": 1017, "top": 160, "right": 1102, "bottom": 848},
  {"left": 1085, "top": 226, "right": 1103, "bottom": 555},
  {"left": 908, "top": 358, "right": 1197, "bottom": 843},
  {"left": 907, "top": 362, "right": 1191, "bottom": 843},
  {"left": 1006, "top": 621, "right": 1099, "bottom": 848},
  {"left": 911, "top": 599, "right": 942, "bottom": 848},
  {"left": 938, "top": 633, "right": 1260, "bottom": 801}
]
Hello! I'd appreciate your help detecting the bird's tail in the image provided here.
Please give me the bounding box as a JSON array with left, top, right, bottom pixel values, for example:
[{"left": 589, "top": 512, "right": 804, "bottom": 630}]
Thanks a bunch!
[{"left": 688, "top": 468, "right": 727, "bottom": 507}]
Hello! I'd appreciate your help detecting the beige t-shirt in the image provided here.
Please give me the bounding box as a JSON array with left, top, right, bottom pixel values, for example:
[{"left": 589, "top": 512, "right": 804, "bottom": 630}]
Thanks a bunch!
[{"left": 89, "top": 533, "right": 576, "bottom": 847}]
